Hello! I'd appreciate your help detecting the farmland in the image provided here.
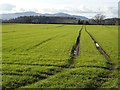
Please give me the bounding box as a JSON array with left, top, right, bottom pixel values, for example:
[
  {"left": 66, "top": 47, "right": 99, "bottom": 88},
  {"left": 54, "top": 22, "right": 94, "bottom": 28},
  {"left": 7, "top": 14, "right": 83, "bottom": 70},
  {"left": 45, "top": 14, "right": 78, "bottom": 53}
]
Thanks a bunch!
[{"left": 2, "top": 24, "right": 118, "bottom": 89}]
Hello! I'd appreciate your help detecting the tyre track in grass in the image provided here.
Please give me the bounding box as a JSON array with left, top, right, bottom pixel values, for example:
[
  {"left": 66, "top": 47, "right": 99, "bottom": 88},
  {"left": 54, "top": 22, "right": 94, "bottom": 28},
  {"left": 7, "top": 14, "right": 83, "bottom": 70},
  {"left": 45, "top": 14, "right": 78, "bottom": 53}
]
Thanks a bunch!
[
  {"left": 26, "top": 35, "right": 58, "bottom": 51},
  {"left": 71, "top": 26, "right": 83, "bottom": 56},
  {"left": 85, "top": 26, "right": 112, "bottom": 68},
  {"left": 25, "top": 34, "right": 67, "bottom": 51},
  {"left": 84, "top": 25, "right": 115, "bottom": 89},
  {"left": 4, "top": 25, "right": 116, "bottom": 89},
  {"left": 2, "top": 75, "right": 47, "bottom": 90},
  {"left": 2, "top": 62, "right": 113, "bottom": 71},
  {"left": 20, "top": 25, "right": 83, "bottom": 88},
  {"left": 3, "top": 26, "right": 83, "bottom": 89},
  {"left": 3, "top": 25, "right": 65, "bottom": 41},
  {"left": 2, "top": 67, "right": 62, "bottom": 89},
  {"left": 9, "top": 33, "right": 66, "bottom": 52},
  {"left": 66, "top": 25, "right": 83, "bottom": 68},
  {"left": 2, "top": 62, "right": 64, "bottom": 67},
  {"left": 6, "top": 35, "right": 58, "bottom": 52}
]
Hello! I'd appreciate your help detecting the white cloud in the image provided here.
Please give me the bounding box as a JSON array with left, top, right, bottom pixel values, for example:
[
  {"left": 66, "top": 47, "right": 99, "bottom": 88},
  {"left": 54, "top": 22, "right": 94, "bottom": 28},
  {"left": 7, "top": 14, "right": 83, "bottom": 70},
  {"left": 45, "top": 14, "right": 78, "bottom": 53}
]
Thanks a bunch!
[{"left": 0, "top": 0, "right": 119, "bottom": 18}]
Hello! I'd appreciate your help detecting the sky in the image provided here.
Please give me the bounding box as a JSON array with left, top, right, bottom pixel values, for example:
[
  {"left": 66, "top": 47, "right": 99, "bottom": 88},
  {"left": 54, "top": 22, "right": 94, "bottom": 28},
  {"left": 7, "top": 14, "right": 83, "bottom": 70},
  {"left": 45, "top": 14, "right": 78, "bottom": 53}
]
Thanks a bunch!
[{"left": 0, "top": 0, "right": 119, "bottom": 18}]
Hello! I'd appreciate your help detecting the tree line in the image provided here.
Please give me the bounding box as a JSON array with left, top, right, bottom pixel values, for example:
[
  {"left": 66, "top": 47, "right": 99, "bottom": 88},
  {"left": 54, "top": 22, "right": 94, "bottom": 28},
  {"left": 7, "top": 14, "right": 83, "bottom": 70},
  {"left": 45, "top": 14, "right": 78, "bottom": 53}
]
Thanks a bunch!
[
  {"left": 78, "top": 14, "right": 119, "bottom": 25},
  {"left": 2, "top": 14, "right": 119, "bottom": 25},
  {"left": 2, "top": 16, "right": 77, "bottom": 24}
]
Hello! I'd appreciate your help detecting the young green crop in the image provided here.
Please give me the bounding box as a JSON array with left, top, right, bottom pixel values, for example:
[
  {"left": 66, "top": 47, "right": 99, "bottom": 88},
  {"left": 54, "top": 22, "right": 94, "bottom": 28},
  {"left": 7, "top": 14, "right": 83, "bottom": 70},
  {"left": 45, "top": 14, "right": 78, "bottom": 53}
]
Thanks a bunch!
[
  {"left": 2, "top": 24, "right": 81, "bottom": 88},
  {"left": 22, "top": 27, "right": 112, "bottom": 88},
  {"left": 76, "top": 29, "right": 107, "bottom": 67},
  {"left": 3, "top": 24, "right": 80, "bottom": 65},
  {"left": 86, "top": 25, "right": 118, "bottom": 88},
  {"left": 22, "top": 68, "right": 110, "bottom": 88},
  {"left": 2, "top": 24, "right": 118, "bottom": 89}
]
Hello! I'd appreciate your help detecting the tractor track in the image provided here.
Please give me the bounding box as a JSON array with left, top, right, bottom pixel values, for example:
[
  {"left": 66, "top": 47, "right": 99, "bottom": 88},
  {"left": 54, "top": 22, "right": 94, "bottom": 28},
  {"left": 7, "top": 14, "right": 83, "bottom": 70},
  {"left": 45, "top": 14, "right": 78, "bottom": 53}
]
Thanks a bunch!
[
  {"left": 71, "top": 25, "right": 83, "bottom": 56},
  {"left": 26, "top": 35, "right": 58, "bottom": 51},
  {"left": 85, "top": 26, "right": 111, "bottom": 61},
  {"left": 4, "top": 25, "right": 116, "bottom": 89},
  {"left": 2, "top": 62, "right": 65, "bottom": 67},
  {"left": 85, "top": 26, "right": 113, "bottom": 69},
  {"left": 3, "top": 25, "right": 64, "bottom": 41},
  {"left": 67, "top": 25, "right": 83, "bottom": 68},
  {"left": 25, "top": 34, "right": 67, "bottom": 51},
  {"left": 84, "top": 25, "right": 115, "bottom": 89},
  {"left": 21, "top": 25, "right": 83, "bottom": 88},
  {"left": 2, "top": 26, "right": 83, "bottom": 89},
  {"left": 2, "top": 64, "right": 63, "bottom": 90},
  {"left": 2, "top": 62, "right": 112, "bottom": 70}
]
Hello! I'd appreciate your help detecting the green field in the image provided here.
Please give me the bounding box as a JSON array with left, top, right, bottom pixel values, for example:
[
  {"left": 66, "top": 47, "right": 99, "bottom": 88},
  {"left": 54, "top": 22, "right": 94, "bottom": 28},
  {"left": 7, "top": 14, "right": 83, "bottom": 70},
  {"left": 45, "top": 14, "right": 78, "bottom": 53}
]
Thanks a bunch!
[{"left": 2, "top": 24, "right": 118, "bottom": 89}]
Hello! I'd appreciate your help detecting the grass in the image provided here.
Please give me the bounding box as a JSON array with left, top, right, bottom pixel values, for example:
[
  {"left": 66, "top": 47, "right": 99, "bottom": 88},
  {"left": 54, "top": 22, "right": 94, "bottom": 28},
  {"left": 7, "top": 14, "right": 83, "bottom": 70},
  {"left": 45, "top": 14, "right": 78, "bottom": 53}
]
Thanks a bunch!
[
  {"left": 22, "top": 68, "right": 109, "bottom": 88},
  {"left": 2, "top": 24, "right": 118, "bottom": 89},
  {"left": 86, "top": 25, "right": 118, "bottom": 88},
  {"left": 76, "top": 28, "right": 107, "bottom": 67},
  {"left": 86, "top": 25, "right": 118, "bottom": 62}
]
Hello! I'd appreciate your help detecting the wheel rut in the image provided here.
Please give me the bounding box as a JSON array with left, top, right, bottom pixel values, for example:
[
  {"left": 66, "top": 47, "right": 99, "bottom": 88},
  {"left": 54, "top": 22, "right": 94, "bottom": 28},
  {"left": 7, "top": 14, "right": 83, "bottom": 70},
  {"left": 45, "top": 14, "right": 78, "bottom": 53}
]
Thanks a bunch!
[
  {"left": 26, "top": 35, "right": 58, "bottom": 51},
  {"left": 3, "top": 26, "right": 83, "bottom": 89},
  {"left": 84, "top": 25, "right": 116, "bottom": 88},
  {"left": 85, "top": 26, "right": 112, "bottom": 68},
  {"left": 67, "top": 25, "right": 83, "bottom": 68},
  {"left": 5, "top": 25, "right": 116, "bottom": 89}
]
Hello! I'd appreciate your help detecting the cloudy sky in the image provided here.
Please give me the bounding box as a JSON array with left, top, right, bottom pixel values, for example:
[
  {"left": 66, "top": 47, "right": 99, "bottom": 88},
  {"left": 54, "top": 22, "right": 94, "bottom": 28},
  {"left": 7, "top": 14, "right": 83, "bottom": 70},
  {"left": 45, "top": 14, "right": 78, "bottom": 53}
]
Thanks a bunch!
[{"left": 0, "top": 0, "right": 119, "bottom": 18}]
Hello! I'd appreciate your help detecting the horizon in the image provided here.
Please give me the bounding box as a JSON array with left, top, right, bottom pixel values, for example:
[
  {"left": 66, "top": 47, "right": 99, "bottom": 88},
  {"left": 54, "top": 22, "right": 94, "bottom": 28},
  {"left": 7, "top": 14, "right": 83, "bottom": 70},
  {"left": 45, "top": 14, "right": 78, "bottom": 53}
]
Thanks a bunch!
[
  {"left": 0, "top": 0, "right": 119, "bottom": 18},
  {"left": 1, "top": 11, "right": 119, "bottom": 19}
]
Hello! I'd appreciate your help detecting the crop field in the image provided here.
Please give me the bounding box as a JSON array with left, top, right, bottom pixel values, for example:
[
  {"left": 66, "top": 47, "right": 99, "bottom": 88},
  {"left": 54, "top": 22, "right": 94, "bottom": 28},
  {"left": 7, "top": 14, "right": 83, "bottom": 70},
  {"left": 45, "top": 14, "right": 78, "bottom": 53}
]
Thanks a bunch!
[{"left": 2, "top": 24, "right": 118, "bottom": 89}]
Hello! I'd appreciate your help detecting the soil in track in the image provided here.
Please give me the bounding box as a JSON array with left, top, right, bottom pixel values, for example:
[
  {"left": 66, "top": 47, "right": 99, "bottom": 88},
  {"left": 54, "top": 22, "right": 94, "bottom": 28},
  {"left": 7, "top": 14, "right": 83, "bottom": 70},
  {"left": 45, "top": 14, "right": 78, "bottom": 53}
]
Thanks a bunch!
[{"left": 67, "top": 25, "right": 83, "bottom": 68}]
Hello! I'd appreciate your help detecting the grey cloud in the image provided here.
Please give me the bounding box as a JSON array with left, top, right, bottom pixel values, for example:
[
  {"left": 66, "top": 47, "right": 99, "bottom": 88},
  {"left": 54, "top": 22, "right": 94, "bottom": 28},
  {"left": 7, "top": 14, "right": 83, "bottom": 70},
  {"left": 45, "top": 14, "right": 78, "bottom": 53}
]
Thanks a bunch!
[
  {"left": 42, "top": 8, "right": 58, "bottom": 13},
  {"left": 19, "top": 8, "right": 26, "bottom": 12},
  {"left": 106, "top": 7, "right": 118, "bottom": 17},
  {"left": 0, "top": 3, "right": 16, "bottom": 11},
  {"left": 118, "top": 1, "right": 120, "bottom": 18},
  {"left": 18, "top": 8, "right": 38, "bottom": 13},
  {"left": 42, "top": 7, "right": 104, "bottom": 15},
  {"left": 69, "top": 9, "right": 104, "bottom": 14},
  {"left": 40, "top": 8, "right": 104, "bottom": 18},
  {"left": 28, "top": 8, "right": 38, "bottom": 12}
]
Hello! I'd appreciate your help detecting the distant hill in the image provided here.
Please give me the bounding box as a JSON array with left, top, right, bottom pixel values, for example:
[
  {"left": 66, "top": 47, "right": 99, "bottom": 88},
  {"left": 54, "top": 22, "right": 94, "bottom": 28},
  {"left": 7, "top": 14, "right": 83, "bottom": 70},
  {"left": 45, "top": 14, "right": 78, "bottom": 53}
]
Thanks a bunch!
[
  {"left": 42, "top": 13, "right": 71, "bottom": 17},
  {"left": 43, "top": 13, "right": 88, "bottom": 20},
  {"left": 2, "top": 16, "right": 78, "bottom": 24},
  {"left": 1, "top": 12, "right": 40, "bottom": 20},
  {"left": 1, "top": 12, "right": 88, "bottom": 20}
]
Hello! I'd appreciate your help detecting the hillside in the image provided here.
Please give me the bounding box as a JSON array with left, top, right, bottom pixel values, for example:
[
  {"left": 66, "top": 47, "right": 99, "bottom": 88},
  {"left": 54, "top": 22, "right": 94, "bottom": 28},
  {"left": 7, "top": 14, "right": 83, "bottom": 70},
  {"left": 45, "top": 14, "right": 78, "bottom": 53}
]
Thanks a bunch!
[
  {"left": 1, "top": 12, "right": 88, "bottom": 20},
  {"left": 2, "top": 16, "right": 78, "bottom": 24}
]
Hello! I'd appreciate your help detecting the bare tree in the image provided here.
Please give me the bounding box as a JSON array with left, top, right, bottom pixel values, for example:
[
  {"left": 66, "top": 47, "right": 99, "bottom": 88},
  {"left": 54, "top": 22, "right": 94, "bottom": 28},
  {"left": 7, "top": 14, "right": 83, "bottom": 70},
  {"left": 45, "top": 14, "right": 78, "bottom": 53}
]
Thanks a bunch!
[{"left": 93, "top": 14, "right": 105, "bottom": 25}]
